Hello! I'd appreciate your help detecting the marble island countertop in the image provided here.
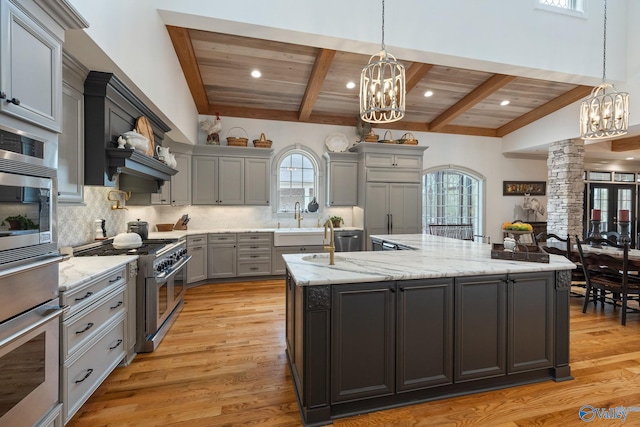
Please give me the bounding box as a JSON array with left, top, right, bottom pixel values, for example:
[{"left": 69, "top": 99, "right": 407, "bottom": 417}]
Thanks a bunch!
[
  {"left": 59, "top": 255, "right": 138, "bottom": 291},
  {"left": 283, "top": 234, "right": 576, "bottom": 286}
]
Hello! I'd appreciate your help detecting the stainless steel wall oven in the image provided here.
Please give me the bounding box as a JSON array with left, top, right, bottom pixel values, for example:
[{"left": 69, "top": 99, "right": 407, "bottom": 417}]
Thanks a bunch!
[{"left": 0, "top": 127, "right": 57, "bottom": 267}]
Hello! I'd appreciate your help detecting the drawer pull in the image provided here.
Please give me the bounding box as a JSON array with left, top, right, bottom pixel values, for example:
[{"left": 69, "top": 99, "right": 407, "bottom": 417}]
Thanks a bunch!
[
  {"left": 192, "top": 238, "right": 203, "bottom": 242},
  {"left": 250, "top": 255, "right": 259, "bottom": 258},
  {"left": 109, "top": 339, "right": 123, "bottom": 350},
  {"left": 250, "top": 267, "right": 259, "bottom": 271},
  {"left": 250, "top": 246, "right": 259, "bottom": 249},
  {"left": 75, "top": 322, "right": 94, "bottom": 334},
  {"left": 74, "top": 291, "right": 93, "bottom": 301},
  {"left": 75, "top": 368, "right": 94, "bottom": 383},
  {"left": 110, "top": 301, "right": 123, "bottom": 310},
  {"left": 109, "top": 276, "right": 123, "bottom": 283},
  {"left": 250, "top": 236, "right": 260, "bottom": 239}
]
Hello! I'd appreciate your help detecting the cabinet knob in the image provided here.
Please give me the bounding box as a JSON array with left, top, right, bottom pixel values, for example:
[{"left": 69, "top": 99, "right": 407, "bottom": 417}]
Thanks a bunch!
[{"left": 6, "top": 97, "right": 20, "bottom": 105}]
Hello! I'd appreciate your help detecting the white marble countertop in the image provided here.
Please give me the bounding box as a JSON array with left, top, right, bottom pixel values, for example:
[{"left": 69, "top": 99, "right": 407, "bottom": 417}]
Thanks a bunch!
[
  {"left": 58, "top": 255, "right": 138, "bottom": 291},
  {"left": 283, "top": 234, "right": 576, "bottom": 286}
]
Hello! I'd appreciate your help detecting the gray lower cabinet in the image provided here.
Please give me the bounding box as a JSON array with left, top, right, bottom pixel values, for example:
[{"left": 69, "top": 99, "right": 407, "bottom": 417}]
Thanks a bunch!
[
  {"left": 186, "top": 234, "right": 207, "bottom": 283},
  {"left": 207, "top": 233, "right": 237, "bottom": 278},
  {"left": 237, "top": 232, "right": 272, "bottom": 276}
]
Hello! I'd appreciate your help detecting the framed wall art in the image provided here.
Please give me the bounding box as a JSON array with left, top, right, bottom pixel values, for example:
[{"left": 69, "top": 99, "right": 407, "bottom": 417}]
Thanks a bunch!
[{"left": 503, "top": 181, "right": 546, "bottom": 196}]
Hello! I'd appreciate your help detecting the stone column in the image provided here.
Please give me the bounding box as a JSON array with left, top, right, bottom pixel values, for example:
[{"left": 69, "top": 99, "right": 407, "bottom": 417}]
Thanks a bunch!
[{"left": 547, "top": 139, "right": 585, "bottom": 239}]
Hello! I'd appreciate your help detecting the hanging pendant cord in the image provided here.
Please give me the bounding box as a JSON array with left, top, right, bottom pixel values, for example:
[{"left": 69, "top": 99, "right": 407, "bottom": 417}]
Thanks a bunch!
[
  {"left": 381, "top": 0, "right": 386, "bottom": 51},
  {"left": 602, "top": 0, "right": 607, "bottom": 82}
]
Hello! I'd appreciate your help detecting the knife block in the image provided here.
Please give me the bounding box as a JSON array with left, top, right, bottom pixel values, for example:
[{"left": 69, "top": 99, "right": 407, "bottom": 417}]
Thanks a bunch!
[{"left": 174, "top": 218, "right": 188, "bottom": 230}]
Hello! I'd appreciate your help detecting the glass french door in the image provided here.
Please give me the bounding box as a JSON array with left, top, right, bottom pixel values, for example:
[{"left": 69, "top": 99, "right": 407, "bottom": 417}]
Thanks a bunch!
[{"left": 586, "top": 183, "right": 635, "bottom": 245}]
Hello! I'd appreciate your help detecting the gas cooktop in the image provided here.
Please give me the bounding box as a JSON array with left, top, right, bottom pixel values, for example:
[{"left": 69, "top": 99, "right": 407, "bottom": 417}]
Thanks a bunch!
[{"left": 73, "top": 238, "right": 179, "bottom": 257}]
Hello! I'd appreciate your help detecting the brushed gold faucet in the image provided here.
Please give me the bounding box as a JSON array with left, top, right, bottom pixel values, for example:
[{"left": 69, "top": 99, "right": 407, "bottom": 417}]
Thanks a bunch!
[
  {"left": 294, "top": 201, "right": 303, "bottom": 228},
  {"left": 108, "top": 190, "right": 131, "bottom": 210},
  {"left": 323, "top": 218, "right": 335, "bottom": 265}
]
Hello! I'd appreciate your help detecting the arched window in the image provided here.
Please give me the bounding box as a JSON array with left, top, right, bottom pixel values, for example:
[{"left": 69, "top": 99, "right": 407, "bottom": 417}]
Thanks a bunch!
[
  {"left": 423, "top": 167, "right": 485, "bottom": 238},
  {"left": 275, "top": 147, "right": 319, "bottom": 213}
]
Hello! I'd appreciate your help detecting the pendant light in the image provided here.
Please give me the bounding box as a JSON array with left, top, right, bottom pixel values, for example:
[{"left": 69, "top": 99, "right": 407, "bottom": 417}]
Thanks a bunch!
[
  {"left": 579, "top": 0, "right": 629, "bottom": 140},
  {"left": 359, "top": 0, "right": 406, "bottom": 124}
]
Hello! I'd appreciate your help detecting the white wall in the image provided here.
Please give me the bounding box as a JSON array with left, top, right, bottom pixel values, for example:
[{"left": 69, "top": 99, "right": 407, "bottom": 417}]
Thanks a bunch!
[{"left": 122, "top": 116, "right": 547, "bottom": 245}]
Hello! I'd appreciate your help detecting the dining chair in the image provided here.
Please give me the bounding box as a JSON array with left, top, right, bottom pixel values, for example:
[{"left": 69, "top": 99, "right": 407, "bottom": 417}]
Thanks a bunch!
[
  {"left": 575, "top": 236, "right": 640, "bottom": 326},
  {"left": 537, "top": 233, "right": 586, "bottom": 297}
]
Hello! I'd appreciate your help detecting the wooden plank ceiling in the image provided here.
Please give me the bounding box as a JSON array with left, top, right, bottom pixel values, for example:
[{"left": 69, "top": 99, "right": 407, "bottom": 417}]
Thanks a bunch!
[{"left": 167, "top": 26, "right": 594, "bottom": 138}]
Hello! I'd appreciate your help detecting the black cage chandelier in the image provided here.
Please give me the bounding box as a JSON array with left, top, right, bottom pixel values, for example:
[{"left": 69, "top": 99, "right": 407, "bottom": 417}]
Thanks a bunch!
[
  {"left": 359, "top": 0, "right": 406, "bottom": 124},
  {"left": 579, "top": 0, "right": 629, "bottom": 140}
]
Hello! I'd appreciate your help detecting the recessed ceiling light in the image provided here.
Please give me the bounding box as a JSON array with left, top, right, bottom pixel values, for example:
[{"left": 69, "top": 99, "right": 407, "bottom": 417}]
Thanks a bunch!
[
  {"left": 626, "top": 157, "right": 635, "bottom": 160},
  {"left": 424, "top": 90, "right": 433, "bottom": 97},
  {"left": 251, "top": 69, "right": 262, "bottom": 78},
  {"left": 500, "top": 100, "right": 510, "bottom": 106},
  {"left": 346, "top": 81, "right": 356, "bottom": 89}
]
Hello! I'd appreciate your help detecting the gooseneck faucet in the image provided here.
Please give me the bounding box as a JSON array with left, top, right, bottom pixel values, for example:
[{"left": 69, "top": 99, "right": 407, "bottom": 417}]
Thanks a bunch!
[
  {"left": 323, "top": 218, "right": 335, "bottom": 265},
  {"left": 294, "top": 201, "right": 303, "bottom": 228}
]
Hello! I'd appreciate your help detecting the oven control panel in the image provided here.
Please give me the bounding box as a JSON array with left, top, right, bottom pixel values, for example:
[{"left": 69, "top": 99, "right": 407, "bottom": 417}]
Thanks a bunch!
[{"left": 153, "top": 243, "right": 188, "bottom": 275}]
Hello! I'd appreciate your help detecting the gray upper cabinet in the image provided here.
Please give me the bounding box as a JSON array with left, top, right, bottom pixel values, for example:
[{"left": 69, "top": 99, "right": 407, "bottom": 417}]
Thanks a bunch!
[
  {"left": 192, "top": 145, "right": 272, "bottom": 206},
  {"left": 244, "top": 158, "right": 270, "bottom": 205},
  {"left": 170, "top": 153, "right": 191, "bottom": 206},
  {"left": 324, "top": 152, "right": 357, "bottom": 206},
  {"left": 0, "top": 0, "right": 63, "bottom": 131},
  {"left": 58, "top": 80, "right": 84, "bottom": 203}
]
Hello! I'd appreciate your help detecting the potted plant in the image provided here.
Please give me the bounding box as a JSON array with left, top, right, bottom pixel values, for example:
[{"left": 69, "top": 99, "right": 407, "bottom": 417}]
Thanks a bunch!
[
  {"left": 2, "top": 214, "right": 38, "bottom": 230},
  {"left": 329, "top": 216, "right": 344, "bottom": 228}
]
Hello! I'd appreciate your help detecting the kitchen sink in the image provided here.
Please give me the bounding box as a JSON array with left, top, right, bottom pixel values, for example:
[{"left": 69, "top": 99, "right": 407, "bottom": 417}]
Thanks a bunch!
[
  {"left": 273, "top": 228, "right": 327, "bottom": 246},
  {"left": 302, "top": 254, "right": 346, "bottom": 264}
]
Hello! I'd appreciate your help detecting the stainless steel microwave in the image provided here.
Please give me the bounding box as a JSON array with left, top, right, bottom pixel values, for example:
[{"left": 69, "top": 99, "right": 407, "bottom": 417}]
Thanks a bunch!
[{"left": 0, "top": 128, "right": 57, "bottom": 266}]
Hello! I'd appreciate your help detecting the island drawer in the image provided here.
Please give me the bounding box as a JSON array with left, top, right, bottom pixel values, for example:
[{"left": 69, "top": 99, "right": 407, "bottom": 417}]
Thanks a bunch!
[
  {"left": 61, "top": 266, "right": 127, "bottom": 316},
  {"left": 61, "top": 285, "right": 126, "bottom": 360}
]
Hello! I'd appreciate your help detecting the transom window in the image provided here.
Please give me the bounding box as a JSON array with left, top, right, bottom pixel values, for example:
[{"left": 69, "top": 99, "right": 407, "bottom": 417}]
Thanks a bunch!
[
  {"left": 536, "top": 0, "right": 585, "bottom": 14},
  {"left": 277, "top": 149, "right": 318, "bottom": 213},
  {"left": 423, "top": 168, "right": 483, "bottom": 238}
]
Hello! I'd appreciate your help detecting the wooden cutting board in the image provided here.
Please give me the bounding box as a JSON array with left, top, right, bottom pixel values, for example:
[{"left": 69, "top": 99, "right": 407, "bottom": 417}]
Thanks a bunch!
[{"left": 135, "top": 116, "right": 155, "bottom": 156}]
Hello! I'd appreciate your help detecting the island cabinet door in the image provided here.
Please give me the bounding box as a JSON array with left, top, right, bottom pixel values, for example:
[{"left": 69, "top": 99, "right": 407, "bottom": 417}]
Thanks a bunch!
[
  {"left": 396, "top": 278, "right": 454, "bottom": 392},
  {"left": 507, "top": 272, "right": 555, "bottom": 373},
  {"left": 455, "top": 274, "right": 507, "bottom": 382},
  {"left": 331, "top": 282, "right": 395, "bottom": 403}
]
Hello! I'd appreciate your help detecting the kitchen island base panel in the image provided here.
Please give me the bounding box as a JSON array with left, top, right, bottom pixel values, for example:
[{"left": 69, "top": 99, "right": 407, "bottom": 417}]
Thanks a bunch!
[{"left": 285, "top": 270, "right": 572, "bottom": 426}]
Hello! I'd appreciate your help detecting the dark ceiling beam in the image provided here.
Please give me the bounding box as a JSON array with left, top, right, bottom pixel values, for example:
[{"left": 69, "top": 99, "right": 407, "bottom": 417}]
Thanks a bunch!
[
  {"left": 611, "top": 135, "right": 640, "bottom": 152},
  {"left": 496, "top": 85, "right": 593, "bottom": 137},
  {"left": 429, "top": 74, "right": 516, "bottom": 132},
  {"left": 166, "top": 26, "right": 209, "bottom": 113},
  {"left": 405, "top": 63, "right": 434, "bottom": 93},
  {"left": 298, "top": 48, "right": 336, "bottom": 122}
]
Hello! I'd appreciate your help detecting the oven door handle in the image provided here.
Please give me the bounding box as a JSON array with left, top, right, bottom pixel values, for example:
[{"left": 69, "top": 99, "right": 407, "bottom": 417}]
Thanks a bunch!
[
  {"left": 153, "top": 255, "right": 192, "bottom": 284},
  {"left": 0, "top": 304, "right": 67, "bottom": 348}
]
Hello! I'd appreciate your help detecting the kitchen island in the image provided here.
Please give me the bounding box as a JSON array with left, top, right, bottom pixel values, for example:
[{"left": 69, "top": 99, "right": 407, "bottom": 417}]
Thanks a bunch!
[{"left": 282, "top": 234, "right": 575, "bottom": 426}]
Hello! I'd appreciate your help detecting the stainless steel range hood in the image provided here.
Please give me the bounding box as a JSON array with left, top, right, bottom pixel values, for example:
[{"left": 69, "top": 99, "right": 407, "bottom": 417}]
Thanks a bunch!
[{"left": 83, "top": 71, "right": 176, "bottom": 190}]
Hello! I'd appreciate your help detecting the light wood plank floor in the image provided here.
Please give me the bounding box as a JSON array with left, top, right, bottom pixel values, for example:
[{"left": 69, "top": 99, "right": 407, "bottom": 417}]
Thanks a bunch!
[{"left": 67, "top": 282, "right": 640, "bottom": 427}]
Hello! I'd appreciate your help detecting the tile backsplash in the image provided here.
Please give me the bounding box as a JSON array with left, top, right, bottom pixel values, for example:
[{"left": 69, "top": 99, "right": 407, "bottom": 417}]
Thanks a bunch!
[
  {"left": 58, "top": 186, "right": 127, "bottom": 247},
  {"left": 57, "top": 186, "right": 353, "bottom": 248}
]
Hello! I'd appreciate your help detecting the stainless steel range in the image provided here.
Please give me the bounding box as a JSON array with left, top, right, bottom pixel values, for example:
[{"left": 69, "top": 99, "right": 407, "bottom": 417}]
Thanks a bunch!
[{"left": 74, "top": 238, "right": 190, "bottom": 353}]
